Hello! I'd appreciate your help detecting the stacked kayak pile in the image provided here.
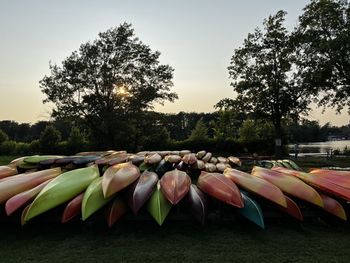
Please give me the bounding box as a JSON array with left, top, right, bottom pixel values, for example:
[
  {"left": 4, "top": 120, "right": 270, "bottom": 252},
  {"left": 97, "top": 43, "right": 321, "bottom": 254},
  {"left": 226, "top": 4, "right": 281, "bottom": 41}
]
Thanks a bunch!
[{"left": 0, "top": 151, "right": 349, "bottom": 229}]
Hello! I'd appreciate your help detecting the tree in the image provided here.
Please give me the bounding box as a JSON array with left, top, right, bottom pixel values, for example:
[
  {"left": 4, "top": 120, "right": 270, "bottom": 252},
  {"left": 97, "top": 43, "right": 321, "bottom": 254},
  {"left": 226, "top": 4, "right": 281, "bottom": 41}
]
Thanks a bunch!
[
  {"left": 295, "top": 0, "right": 350, "bottom": 112},
  {"left": 39, "top": 126, "right": 62, "bottom": 154},
  {"left": 67, "top": 127, "right": 88, "bottom": 154},
  {"left": 0, "top": 129, "right": 8, "bottom": 145},
  {"left": 188, "top": 120, "right": 208, "bottom": 141},
  {"left": 225, "top": 10, "right": 315, "bottom": 157},
  {"left": 40, "top": 23, "right": 177, "bottom": 149}
]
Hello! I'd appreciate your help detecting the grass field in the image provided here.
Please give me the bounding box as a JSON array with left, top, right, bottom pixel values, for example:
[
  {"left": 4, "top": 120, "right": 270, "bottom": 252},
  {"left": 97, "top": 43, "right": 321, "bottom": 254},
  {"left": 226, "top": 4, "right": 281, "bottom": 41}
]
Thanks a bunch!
[
  {"left": 1, "top": 155, "right": 350, "bottom": 262},
  {"left": 1, "top": 219, "right": 350, "bottom": 263}
]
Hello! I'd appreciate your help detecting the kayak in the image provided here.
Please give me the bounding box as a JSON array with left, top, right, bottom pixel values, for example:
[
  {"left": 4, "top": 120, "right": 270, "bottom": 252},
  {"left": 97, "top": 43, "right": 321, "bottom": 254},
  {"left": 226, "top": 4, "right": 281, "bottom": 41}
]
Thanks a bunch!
[
  {"left": 105, "top": 197, "right": 128, "bottom": 228},
  {"left": 24, "top": 165, "right": 99, "bottom": 222},
  {"left": 102, "top": 162, "right": 140, "bottom": 198},
  {"left": 0, "top": 166, "right": 17, "bottom": 179},
  {"left": 319, "top": 193, "right": 347, "bottom": 220},
  {"left": 146, "top": 181, "right": 172, "bottom": 226},
  {"left": 252, "top": 167, "right": 323, "bottom": 208},
  {"left": 182, "top": 153, "right": 197, "bottom": 165},
  {"left": 183, "top": 185, "right": 207, "bottom": 225},
  {"left": 24, "top": 155, "right": 64, "bottom": 164},
  {"left": 127, "top": 170, "right": 158, "bottom": 214},
  {"left": 0, "top": 168, "right": 62, "bottom": 204},
  {"left": 277, "top": 195, "right": 303, "bottom": 221},
  {"left": 5, "top": 179, "right": 52, "bottom": 216},
  {"left": 82, "top": 177, "right": 114, "bottom": 220},
  {"left": 72, "top": 155, "right": 101, "bottom": 166},
  {"left": 61, "top": 193, "right": 84, "bottom": 223},
  {"left": 308, "top": 170, "right": 350, "bottom": 189},
  {"left": 272, "top": 167, "right": 350, "bottom": 201},
  {"left": 160, "top": 169, "right": 191, "bottom": 205},
  {"left": 197, "top": 171, "right": 244, "bottom": 208},
  {"left": 224, "top": 168, "right": 287, "bottom": 208},
  {"left": 155, "top": 160, "right": 174, "bottom": 175},
  {"left": 237, "top": 192, "right": 265, "bottom": 229}
]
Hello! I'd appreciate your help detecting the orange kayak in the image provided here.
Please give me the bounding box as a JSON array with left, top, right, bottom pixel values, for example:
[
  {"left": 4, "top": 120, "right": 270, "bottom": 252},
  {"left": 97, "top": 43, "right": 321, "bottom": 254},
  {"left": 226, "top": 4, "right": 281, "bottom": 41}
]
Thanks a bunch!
[
  {"left": 197, "top": 171, "right": 244, "bottom": 208},
  {"left": 272, "top": 167, "right": 350, "bottom": 202},
  {"left": 252, "top": 167, "right": 323, "bottom": 208},
  {"left": 309, "top": 169, "right": 350, "bottom": 189},
  {"left": 105, "top": 197, "right": 128, "bottom": 228},
  {"left": 160, "top": 169, "right": 191, "bottom": 205},
  {"left": 319, "top": 193, "right": 346, "bottom": 221},
  {"left": 224, "top": 168, "right": 287, "bottom": 208},
  {"left": 102, "top": 162, "right": 140, "bottom": 198},
  {"left": 0, "top": 166, "right": 17, "bottom": 179},
  {"left": 277, "top": 195, "right": 303, "bottom": 221}
]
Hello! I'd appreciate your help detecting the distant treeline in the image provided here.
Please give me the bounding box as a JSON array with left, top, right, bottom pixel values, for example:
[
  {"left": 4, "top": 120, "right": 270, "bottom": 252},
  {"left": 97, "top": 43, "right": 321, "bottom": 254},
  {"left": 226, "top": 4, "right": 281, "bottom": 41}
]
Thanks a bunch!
[{"left": 0, "top": 112, "right": 349, "bottom": 156}]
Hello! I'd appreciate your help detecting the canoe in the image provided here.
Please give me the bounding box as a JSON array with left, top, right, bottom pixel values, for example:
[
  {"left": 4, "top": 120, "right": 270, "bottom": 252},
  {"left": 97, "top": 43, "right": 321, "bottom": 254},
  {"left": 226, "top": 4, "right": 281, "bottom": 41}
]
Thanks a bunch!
[
  {"left": 82, "top": 177, "right": 114, "bottom": 220},
  {"left": 0, "top": 166, "right": 17, "bottom": 179},
  {"left": 183, "top": 185, "right": 207, "bottom": 225},
  {"left": 237, "top": 192, "right": 265, "bottom": 229},
  {"left": 21, "top": 203, "right": 31, "bottom": 226},
  {"left": 5, "top": 179, "right": 52, "bottom": 216},
  {"left": 146, "top": 181, "right": 172, "bottom": 226},
  {"left": 277, "top": 195, "right": 303, "bottom": 221},
  {"left": 283, "top": 160, "right": 301, "bottom": 171},
  {"left": 107, "top": 155, "right": 129, "bottom": 166},
  {"left": 144, "top": 153, "right": 162, "bottom": 164},
  {"left": 102, "top": 162, "right": 140, "bottom": 198},
  {"left": 127, "top": 170, "right": 158, "bottom": 214},
  {"left": 55, "top": 156, "right": 81, "bottom": 165},
  {"left": 310, "top": 169, "right": 350, "bottom": 177},
  {"left": 197, "top": 171, "right": 244, "bottom": 208},
  {"left": 272, "top": 167, "right": 350, "bottom": 201},
  {"left": 182, "top": 153, "right": 197, "bottom": 165},
  {"left": 128, "top": 155, "right": 145, "bottom": 166},
  {"left": 18, "top": 163, "right": 39, "bottom": 170},
  {"left": 224, "top": 168, "right": 287, "bottom": 208},
  {"left": 164, "top": 155, "right": 182, "bottom": 164},
  {"left": 155, "top": 160, "right": 174, "bottom": 175},
  {"left": 61, "top": 193, "right": 84, "bottom": 223},
  {"left": 252, "top": 167, "right": 323, "bottom": 208},
  {"left": 105, "top": 197, "right": 128, "bottom": 228},
  {"left": 160, "top": 169, "right": 191, "bottom": 205},
  {"left": 24, "top": 155, "right": 64, "bottom": 164},
  {"left": 228, "top": 156, "right": 242, "bottom": 167},
  {"left": 319, "top": 193, "right": 347, "bottom": 220},
  {"left": 139, "top": 162, "right": 157, "bottom": 172},
  {"left": 0, "top": 168, "right": 62, "bottom": 204},
  {"left": 24, "top": 165, "right": 99, "bottom": 222}
]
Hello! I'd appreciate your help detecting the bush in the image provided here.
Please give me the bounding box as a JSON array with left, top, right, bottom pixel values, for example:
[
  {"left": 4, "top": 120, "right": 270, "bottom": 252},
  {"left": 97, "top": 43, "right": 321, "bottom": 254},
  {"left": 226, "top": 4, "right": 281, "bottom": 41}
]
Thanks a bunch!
[
  {"left": 28, "top": 139, "right": 40, "bottom": 155},
  {"left": 39, "top": 126, "right": 62, "bottom": 154},
  {"left": 15, "top": 142, "right": 31, "bottom": 155},
  {"left": 0, "top": 129, "right": 8, "bottom": 144},
  {"left": 0, "top": 140, "right": 17, "bottom": 155}
]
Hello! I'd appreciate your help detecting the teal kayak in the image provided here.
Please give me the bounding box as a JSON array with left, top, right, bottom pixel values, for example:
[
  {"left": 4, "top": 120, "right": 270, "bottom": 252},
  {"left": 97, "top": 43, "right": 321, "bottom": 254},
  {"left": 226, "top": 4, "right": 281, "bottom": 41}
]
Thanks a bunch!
[
  {"left": 23, "top": 165, "right": 100, "bottom": 223},
  {"left": 237, "top": 192, "right": 265, "bottom": 229}
]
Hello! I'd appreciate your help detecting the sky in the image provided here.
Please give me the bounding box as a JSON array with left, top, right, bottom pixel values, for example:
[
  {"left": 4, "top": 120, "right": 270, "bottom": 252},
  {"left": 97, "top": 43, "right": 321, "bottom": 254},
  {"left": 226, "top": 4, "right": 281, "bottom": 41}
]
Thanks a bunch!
[{"left": 0, "top": 0, "right": 349, "bottom": 126}]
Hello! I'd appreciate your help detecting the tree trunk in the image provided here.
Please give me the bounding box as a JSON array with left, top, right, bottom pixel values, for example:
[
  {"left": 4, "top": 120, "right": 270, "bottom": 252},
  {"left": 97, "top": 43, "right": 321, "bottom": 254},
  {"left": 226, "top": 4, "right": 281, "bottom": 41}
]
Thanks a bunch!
[{"left": 274, "top": 122, "right": 283, "bottom": 159}]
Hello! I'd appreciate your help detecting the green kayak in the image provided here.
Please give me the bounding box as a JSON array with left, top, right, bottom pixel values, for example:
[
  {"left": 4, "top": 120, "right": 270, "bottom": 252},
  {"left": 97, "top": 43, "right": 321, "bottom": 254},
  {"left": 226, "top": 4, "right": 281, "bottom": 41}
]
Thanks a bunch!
[
  {"left": 82, "top": 177, "right": 114, "bottom": 220},
  {"left": 24, "top": 155, "right": 64, "bottom": 164},
  {"left": 237, "top": 192, "right": 265, "bottom": 229},
  {"left": 146, "top": 181, "right": 172, "bottom": 226},
  {"left": 24, "top": 165, "right": 100, "bottom": 223}
]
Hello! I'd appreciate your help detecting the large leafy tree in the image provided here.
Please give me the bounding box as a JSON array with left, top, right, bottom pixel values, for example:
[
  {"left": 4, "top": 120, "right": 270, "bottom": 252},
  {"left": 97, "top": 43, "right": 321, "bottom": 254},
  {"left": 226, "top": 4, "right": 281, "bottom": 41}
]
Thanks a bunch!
[
  {"left": 40, "top": 23, "right": 177, "bottom": 148},
  {"left": 295, "top": 0, "right": 350, "bottom": 112},
  {"left": 225, "top": 10, "right": 315, "bottom": 157}
]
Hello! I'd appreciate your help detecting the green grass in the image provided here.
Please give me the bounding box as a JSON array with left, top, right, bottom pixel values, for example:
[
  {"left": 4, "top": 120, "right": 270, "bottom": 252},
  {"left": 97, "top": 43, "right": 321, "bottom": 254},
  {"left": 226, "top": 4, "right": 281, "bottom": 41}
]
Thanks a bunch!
[{"left": 1, "top": 219, "right": 350, "bottom": 263}]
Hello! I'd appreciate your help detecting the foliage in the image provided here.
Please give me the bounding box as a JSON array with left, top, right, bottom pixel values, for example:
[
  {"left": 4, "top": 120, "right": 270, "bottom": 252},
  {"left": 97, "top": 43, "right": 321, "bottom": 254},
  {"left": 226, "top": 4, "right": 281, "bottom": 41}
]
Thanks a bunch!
[
  {"left": 39, "top": 126, "right": 62, "bottom": 154},
  {"left": 67, "top": 127, "right": 88, "bottom": 153},
  {"left": 295, "top": 0, "right": 350, "bottom": 112},
  {"left": 0, "top": 129, "right": 8, "bottom": 145},
  {"left": 188, "top": 120, "right": 208, "bottom": 141},
  {"left": 40, "top": 23, "right": 177, "bottom": 148},
  {"left": 225, "top": 10, "right": 316, "bottom": 156},
  {"left": 0, "top": 140, "right": 17, "bottom": 155}
]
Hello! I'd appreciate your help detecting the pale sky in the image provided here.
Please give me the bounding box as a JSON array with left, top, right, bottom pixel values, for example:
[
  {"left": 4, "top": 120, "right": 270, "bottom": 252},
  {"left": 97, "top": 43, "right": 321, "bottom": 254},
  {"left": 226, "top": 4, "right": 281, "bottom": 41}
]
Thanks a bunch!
[{"left": 0, "top": 0, "right": 349, "bottom": 126}]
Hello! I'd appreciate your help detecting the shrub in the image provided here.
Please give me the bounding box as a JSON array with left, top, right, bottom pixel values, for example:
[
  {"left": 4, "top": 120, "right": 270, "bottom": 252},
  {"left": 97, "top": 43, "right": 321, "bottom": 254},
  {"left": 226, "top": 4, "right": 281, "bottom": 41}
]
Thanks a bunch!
[
  {"left": 0, "top": 140, "right": 17, "bottom": 155},
  {"left": 0, "top": 129, "right": 8, "bottom": 145},
  {"left": 39, "top": 126, "right": 62, "bottom": 154}
]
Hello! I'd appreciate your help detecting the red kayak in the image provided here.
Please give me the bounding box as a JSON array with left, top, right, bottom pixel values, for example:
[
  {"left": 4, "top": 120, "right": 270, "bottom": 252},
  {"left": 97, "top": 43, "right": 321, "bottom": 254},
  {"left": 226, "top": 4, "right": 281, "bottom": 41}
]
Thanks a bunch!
[
  {"left": 272, "top": 167, "right": 350, "bottom": 202},
  {"left": 127, "top": 170, "right": 158, "bottom": 214},
  {"left": 277, "top": 195, "right": 303, "bottom": 221},
  {"left": 319, "top": 193, "right": 346, "bottom": 221},
  {"left": 102, "top": 163, "right": 140, "bottom": 198},
  {"left": 61, "top": 193, "right": 84, "bottom": 223},
  {"left": 224, "top": 168, "right": 287, "bottom": 208},
  {"left": 5, "top": 179, "right": 52, "bottom": 216},
  {"left": 309, "top": 169, "right": 350, "bottom": 189},
  {"left": 252, "top": 167, "right": 323, "bottom": 208},
  {"left": 105, "top": 197, "right": 128, "bottom": 228},
  {"left": 197, "top": 171, "right": 244, "bottom": 208},
  {"left": 160, "top": 169, "right": 191, "bottom": 205}
]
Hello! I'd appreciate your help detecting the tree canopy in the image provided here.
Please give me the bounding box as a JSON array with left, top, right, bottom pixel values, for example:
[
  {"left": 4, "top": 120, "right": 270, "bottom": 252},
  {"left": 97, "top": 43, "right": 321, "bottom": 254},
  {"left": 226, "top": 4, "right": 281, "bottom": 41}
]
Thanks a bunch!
[
  {"left": 40, "top": 23, "right": 177, "bottom": 148},
  {"left": 295, "top": 0, "right": 350, "bottom": 112},
  {"left": 223, "top": 10, "right": 316, "bottom": 156}
]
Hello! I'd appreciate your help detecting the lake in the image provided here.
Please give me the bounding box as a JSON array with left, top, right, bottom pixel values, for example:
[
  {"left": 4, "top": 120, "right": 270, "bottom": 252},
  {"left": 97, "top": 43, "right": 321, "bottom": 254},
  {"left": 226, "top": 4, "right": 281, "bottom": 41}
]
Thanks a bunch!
[{"left": 288, "top": 140, "right": 350, "bottom": 156}]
